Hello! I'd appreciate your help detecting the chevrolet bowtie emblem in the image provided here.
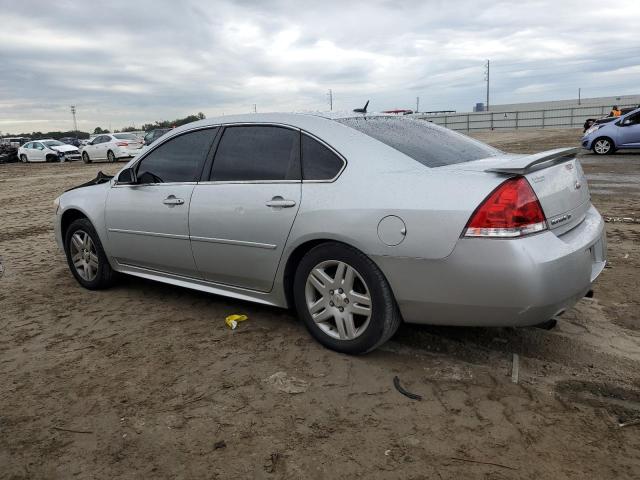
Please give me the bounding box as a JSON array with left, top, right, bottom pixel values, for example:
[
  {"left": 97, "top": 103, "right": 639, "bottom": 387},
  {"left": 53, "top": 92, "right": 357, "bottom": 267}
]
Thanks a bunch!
[{"left": 575, "top": 181, "right": 581, "bottom": 189}]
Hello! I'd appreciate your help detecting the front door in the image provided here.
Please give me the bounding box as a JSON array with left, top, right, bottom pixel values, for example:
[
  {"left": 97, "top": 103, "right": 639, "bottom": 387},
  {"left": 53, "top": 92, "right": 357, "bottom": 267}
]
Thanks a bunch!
[
  {"left": 618, "top": 112, "right": 640, "bottom": 148},
  {"left": 105, "top": 127, "right": 217, "bottom": 277},
  {"left": 190, "top": 125, "right": 301, "bottom": 292}
]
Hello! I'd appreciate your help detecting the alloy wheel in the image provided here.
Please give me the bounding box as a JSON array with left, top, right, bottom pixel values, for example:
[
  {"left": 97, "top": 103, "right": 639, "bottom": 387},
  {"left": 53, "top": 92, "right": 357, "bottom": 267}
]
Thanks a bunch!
[
  {"left": 594, "top": 139, "right": 610, "bottom": 154},
  {"left": 69, "top": 230, "right": 99, "bottom": 281},
  {"left": 304, "top": 260, "right": 372, "bottom": 340},
  {"left": 108, "top": 151, "right": 115, "bottom": 162}
]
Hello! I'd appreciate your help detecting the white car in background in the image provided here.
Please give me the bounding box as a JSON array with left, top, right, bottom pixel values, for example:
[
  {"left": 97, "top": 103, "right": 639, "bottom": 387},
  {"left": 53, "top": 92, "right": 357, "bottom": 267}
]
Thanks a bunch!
[
  {"left": 80, "top": 133, "right": 144, "bottom": 163},
  {"left": 18, "top": 139, "right": 81, "bottom": 162}
]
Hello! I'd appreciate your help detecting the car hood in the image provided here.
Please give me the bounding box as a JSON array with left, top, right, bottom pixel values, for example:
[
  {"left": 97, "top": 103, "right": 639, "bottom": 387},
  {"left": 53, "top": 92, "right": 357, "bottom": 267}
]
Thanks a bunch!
[{"left": 51, "top": 145, "right": 79, "bottom": 153}]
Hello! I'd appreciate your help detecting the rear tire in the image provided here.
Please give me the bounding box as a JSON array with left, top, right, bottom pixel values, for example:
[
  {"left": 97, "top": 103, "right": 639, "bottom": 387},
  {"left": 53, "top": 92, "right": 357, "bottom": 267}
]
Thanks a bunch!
[
  {"left": 107, "top": 150, "right": 116, "bottom": 162},
  {"left": 82, "top": 151, "right": 91, "bottom": 164},
  {"left": 64, "top": 218, "right": 116, "bottom": 290},
  {"left": 592, "top": 137, "right": 615, "bottom": 155},
  {"left": 293, "top": 242, "right": 401, "bottom": 354}
]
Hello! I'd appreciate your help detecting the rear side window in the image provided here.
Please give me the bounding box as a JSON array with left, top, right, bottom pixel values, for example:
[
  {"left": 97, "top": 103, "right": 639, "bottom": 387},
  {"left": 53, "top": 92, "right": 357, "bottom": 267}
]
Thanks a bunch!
[
  {"left": 136, "top": 128, "right": 216, "bottom": 183},
  {"left": 336, "top": 117, "right": 499, "bottom": 167},
  {"left": 210, "top": 126, "right": 300, "bottom": 181},
  {"left": 113, "top": 133, "right": 138, "bottom": 140},
  {"left": 301, "top": 134, "right": 344, "bottom": 180}
]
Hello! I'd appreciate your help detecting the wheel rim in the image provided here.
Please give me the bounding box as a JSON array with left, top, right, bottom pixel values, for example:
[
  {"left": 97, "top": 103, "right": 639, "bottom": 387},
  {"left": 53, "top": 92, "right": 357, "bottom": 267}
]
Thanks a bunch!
[
  {"left": 594, "top": 140, "right": 610, "bottom": 154},
  {"left": 305, "top": 260, "right": 372, "bottom": 340},
  {"left": 108, "top": 152, "right": 114, "bottom": 162},
  {"left": 21, "top": 155, "right": 27, "bottom": 163},
  {"left": 69, "top": 230, "right": 99, "bottom": 281},
  {"left": 83, "top": 152, "right": 89, "bottom": 162}
]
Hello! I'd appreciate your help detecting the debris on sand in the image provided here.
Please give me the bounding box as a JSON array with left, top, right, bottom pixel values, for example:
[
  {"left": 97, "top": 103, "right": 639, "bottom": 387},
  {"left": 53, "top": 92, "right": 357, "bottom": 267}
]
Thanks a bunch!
[
  {"left": 393, "top": 376, "right": 422, "bottom": 401},
  {"left": 264, "top": 371, "right": 309, "bottom": 394},
  {"left": 604, "top": 216, "right": 639, "bottom": 224},
  {"left": 511, "top": 354, "right": 520, "bottom": 384},
  {"left": 225, "top": 314, "right": 249, "bottom": 330}
]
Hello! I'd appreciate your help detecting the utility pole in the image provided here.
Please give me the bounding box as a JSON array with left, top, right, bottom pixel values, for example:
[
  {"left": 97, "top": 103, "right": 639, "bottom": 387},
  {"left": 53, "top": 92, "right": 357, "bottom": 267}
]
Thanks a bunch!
[
  {"left": 416, "top": 96, "right": 420, "bottom": 113},
  {"left": 327, "top": 89, "right": 333, "bottom": 111},
  {"left": 484, "top": 60, "right": 490, "bottom": 112},
  {"left": 253, "top": 104, "right": 257, "bottom": 113},
  {"left": 578, "top": 88, "right": 581, "bottom": 105},
  {"left": 70, "top": 106, "right": 78, "bottom": 137}
]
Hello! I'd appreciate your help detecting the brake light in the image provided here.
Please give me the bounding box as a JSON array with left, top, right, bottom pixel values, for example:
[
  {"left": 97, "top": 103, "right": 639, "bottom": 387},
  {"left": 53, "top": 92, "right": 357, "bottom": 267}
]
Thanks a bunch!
[
  {"left": 463, "top": 176, "right": 547, "bottom": 238},
  {"left": 116, "top": 142, "right": 128, "bottom": 147}
]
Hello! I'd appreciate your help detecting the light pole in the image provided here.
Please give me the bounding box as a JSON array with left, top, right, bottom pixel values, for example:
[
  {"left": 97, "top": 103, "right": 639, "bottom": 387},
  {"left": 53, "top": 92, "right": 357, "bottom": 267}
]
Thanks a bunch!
[{"left": 70, "top": 106, "right": 78, "bottom": 137}]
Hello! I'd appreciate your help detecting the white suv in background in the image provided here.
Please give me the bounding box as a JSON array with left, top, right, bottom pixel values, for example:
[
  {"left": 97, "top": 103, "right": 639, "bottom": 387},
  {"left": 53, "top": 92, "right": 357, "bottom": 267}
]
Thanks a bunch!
[{"left": 80, "top": 133, "right": 144, "bottom": 163}]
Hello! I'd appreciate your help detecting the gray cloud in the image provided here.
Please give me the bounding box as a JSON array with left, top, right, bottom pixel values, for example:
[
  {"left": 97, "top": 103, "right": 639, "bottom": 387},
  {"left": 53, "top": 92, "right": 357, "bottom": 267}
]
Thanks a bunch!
[{"left": 0, "top": 0, "right": 639, "bottom": 132}]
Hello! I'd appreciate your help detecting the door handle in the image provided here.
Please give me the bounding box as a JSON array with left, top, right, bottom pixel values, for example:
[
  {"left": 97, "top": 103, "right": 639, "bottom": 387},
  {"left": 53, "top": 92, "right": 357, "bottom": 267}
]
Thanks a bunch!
[
  {"left": 163, "top": 195, "right": 185, "bottom": 206},
  {"left": 265, "top": 195, "right": 296, "bottom": 208},
  {"left": 266, "top": 196, "right": 296, "bottom": 208}
]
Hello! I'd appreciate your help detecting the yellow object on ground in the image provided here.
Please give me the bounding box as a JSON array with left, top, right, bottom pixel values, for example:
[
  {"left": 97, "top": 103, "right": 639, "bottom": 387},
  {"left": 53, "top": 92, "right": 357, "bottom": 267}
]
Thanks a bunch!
[{"left": 225, "top": 314, "right": 249, "bottom": 330}]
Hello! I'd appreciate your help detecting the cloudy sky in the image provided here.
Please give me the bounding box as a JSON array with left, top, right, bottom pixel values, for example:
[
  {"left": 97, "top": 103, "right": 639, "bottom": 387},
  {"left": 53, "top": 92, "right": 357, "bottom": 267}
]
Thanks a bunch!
[{"left": 1, "top": 0, "right": 639, "bottom": 133}]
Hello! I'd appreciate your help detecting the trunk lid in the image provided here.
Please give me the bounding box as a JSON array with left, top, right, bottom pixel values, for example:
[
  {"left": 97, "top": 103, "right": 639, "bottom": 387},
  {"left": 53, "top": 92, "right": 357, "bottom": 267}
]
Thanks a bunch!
[{"left": 443, "top": 148, "right": 590, "bottom": 234}]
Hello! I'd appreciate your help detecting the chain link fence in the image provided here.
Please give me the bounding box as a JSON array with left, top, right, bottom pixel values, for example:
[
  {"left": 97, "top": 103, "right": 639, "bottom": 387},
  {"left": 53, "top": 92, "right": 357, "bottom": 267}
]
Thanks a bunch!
[{"left": 414, "top": 103, "right": 639, "bottom": 132}]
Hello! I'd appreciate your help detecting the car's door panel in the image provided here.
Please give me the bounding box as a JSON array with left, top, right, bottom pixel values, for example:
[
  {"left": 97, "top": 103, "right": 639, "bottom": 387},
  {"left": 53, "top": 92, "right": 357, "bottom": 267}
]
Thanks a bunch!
[
  {"left": 105, "top": 127, "right": 217, "bottom": 277},
  {"left": 190, "top": 183, "right": 301, "bottom": 291},
  {"left": 106, "top": 184, "right": 199, "bottom": 276},
  {"left": 618, "top": 115, "right": 640, "bottom": 147},
  {"left": 190, "top": 125, "right": 302, "bottom": 292}
]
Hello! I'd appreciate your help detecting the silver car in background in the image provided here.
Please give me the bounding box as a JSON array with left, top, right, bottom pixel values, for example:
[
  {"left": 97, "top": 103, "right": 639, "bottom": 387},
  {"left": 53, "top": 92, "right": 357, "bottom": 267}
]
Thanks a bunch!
[{"left": 54, "top": 113, "right": 606, "bottom": 354}]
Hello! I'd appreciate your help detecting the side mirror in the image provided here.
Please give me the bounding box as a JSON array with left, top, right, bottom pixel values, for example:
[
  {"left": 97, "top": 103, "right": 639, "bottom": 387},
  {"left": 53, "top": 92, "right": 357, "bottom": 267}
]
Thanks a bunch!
[{"left": 117, "top": 167, "right": 137, "bottom": 185}]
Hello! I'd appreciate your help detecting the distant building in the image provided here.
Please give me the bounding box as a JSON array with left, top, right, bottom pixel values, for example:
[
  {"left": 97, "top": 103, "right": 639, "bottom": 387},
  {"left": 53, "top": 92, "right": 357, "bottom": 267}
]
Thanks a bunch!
[{"left": 471, "top": 94, "right": 640, "bottom": 114}]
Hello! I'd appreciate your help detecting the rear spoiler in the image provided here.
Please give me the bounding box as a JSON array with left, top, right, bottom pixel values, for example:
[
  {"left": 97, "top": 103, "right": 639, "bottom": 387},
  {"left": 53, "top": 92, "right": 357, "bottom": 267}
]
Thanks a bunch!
[{"left": 485, "top": 147, "right": 578, "bottom": 175}]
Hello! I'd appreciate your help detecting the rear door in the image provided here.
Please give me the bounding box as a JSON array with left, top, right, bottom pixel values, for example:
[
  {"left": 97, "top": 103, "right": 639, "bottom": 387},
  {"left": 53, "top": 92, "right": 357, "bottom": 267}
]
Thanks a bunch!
[
  {"left": 189, "top": 125, "right": 301, "bottom": 291},
  {"left": 105, "top": 128, "right": 217, "bottom": 277},
  {"left": 617, "top": 112, "right": 640, "bottom": 147}
]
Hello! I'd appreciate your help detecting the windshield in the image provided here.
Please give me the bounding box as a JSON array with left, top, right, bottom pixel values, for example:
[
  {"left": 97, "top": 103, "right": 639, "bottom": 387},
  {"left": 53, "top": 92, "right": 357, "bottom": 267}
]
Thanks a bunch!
[
  {"left": 42, "top": 140, "right": 65, "bottom": 147},
  {"left": 336, "top": 117, "right": 500, "bottom": 167},
  {"left": 114, "top": 133, "right": 139, "bottom": 140}
]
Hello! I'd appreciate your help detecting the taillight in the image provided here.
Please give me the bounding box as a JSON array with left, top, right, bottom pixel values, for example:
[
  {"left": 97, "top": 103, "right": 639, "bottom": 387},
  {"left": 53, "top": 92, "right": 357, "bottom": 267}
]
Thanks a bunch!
[
  {"left": 116, "top": 142, "right": 128, "bottom": 147},
  {"left": 463, "top": 176, "right": 547, "bottom": 238}
]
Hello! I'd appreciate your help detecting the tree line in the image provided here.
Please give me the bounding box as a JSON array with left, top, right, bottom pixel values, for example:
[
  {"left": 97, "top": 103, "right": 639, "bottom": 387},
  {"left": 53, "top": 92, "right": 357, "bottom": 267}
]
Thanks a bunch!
[{"left": 2, "top": 112, "right": 206, "bottom": 140}]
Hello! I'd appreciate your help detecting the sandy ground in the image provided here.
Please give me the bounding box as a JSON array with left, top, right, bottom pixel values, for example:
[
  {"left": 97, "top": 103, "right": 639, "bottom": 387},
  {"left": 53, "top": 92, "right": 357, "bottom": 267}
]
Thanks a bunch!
[{"left": 1, "top": 129, "right": 639, "bottom": 479}]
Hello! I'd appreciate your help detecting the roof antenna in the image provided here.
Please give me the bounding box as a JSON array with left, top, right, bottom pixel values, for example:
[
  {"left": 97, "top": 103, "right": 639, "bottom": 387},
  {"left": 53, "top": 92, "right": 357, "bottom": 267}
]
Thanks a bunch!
[{"left": 353, "top": 100, "right": 369, "bottom": 114}]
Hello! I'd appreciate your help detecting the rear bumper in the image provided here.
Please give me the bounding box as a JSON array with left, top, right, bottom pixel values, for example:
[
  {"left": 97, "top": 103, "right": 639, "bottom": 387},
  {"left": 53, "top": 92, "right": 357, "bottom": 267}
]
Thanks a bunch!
[{"left": 373, "top": 205, "right": 606, "bottom": 327}]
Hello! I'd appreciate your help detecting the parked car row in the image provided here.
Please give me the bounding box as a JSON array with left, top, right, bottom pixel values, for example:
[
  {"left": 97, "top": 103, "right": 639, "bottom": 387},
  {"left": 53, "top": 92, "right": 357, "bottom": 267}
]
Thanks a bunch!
[{"left": 6, "top": 128, "right": 173, "bottom": 164}]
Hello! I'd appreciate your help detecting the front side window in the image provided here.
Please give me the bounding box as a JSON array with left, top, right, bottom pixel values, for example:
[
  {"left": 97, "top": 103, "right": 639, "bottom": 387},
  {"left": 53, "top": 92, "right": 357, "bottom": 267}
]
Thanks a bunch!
[
  {"left": 210, "top": 126, "right": 300, "bottom": 182},
  {"left": 136, "top": 128, "right": 217, "bottom": 184},
  {"left": 35, "top": 143, "right": 44, "bottom": 150},
  {"left": 336, "top": 117, "right": 499, "bottom": 168},
  {"left": 301, "top": 134, "right": 344, "bottom": 180}
]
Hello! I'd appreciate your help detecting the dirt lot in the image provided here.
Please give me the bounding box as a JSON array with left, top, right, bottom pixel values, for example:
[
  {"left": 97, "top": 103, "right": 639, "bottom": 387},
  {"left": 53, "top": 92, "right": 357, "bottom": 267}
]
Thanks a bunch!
[{"left": 1, "top": 129, "right": 639, "bottom": 479}]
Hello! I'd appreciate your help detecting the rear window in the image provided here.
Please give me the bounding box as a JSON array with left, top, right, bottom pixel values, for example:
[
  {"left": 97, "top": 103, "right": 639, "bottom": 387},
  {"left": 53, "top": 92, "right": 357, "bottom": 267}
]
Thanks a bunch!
[
  {"left": 336, "top": 117, "right": 499, "bottom": 167},
  {"left": 113, "top": 133, "right": 138, "bottom": 140}
]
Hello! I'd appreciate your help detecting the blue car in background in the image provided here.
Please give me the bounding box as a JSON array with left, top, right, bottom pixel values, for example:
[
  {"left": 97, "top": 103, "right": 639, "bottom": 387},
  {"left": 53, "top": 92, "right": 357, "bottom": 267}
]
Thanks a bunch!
[{"left": 582, "top": 107, "right": 640, "bottom": 155}]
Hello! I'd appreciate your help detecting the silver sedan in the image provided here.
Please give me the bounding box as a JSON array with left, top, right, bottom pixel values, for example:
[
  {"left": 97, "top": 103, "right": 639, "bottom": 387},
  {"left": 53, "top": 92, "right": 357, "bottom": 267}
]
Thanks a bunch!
[{"left": 54, "top": 113, "right": 606, "bottom": 354}]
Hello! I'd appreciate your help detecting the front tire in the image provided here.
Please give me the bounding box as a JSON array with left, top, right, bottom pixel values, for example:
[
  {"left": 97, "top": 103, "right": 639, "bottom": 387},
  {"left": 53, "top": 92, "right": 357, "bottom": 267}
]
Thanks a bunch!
[
  {"left": 293, "top": 242, "right": 401, "bottom": 354},
  {"left": 82, "top": 151, "right": 91, "bottom": 164},
  {"left": 593, "top": 137, "right": 615, "bottom": 155},
  {"left": 107, "top": 150, "right": 116, "bottom": 162},
  {"left": 64, "top": 218, "right": 116, "bottom": 290},
  {"left": 20, "top": 154, "right": 28, "bottom": 163}
]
